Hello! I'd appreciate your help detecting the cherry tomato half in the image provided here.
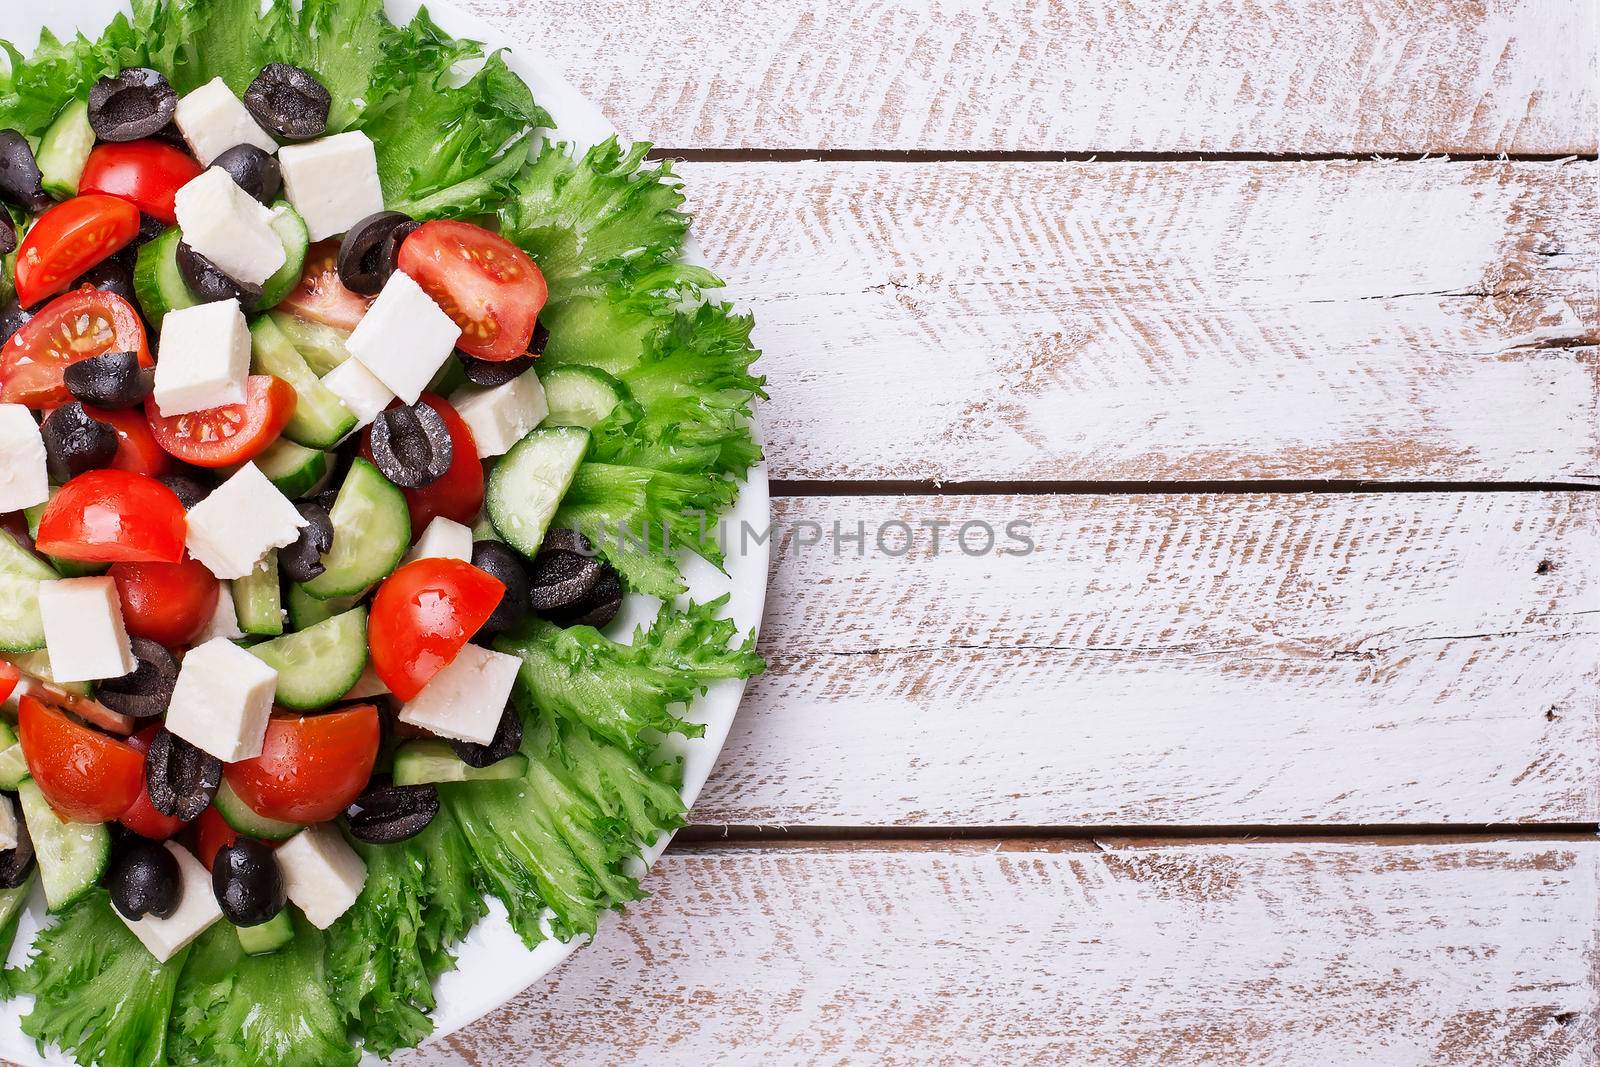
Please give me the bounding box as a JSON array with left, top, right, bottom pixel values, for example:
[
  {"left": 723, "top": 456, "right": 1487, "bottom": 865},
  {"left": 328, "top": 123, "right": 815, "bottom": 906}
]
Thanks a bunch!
[
  {"left": 77, "top": 141, "right": 203, "bottom": 225},
  {"left": 119, "top": 725, "right": 187, "bottom": 840},
  {"left": 362, "top": 394, "right": 484, "bottom": 530},
  {"left": 223, "top": 706, "right": 381, "bottom": 824},
  {"left": 34, "top": 469, "right": 187, "bottom": 563},
  {"left": 276, "top": 240, "right": 373, "bottom": 330},
  {"left": 110, "top": 559, "right": 219, "bottom": 648},
  {"left": 0, "top": 288, "right": 151, "bottom": 408},
  {"left": 15, "top": 194, "right": 142, "bottom": 308},
  {"left": 398, "top": 220, "right": 546, "bottom": 361},
  {"left": 18, "top": 694, "right": 144, "bottom": 823},
  {"left": 0, "top": 660, "right": 19, "bottom": 706},
  {"left": 369, "top": 558, "right": 505, "bottom": 701},
  {"left": 86, "top": 404, "right": 172, "bottom": 477},
  {"left": 145, "top": 375, "right": 296, "bottom": 468}
]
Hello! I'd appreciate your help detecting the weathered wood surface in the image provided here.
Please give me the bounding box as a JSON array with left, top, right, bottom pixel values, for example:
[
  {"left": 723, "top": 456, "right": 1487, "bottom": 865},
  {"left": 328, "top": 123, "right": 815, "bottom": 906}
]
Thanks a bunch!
[
  {"left": 460, "top": 0, "right": 1599, "bottom": 154},
  {"left": 675, "top": 159, "right": 1600, "bottom": 483},
  {"left": 418, "top": 838, "right": 1600, "bottom": 1065},
  {"left": 691, "top": 493, "right": 1600, "bottom": 827}
]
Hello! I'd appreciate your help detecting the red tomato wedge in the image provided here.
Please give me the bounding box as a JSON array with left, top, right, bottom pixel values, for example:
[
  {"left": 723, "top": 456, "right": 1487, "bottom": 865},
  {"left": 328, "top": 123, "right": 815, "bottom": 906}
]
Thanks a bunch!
[
  {"left": 369, "top": 558, "right": 505, "bottom": 700},
  {"left": 0, "top": 660, "right": 19, "bottom": 706},
  {"left": 119, "top": 725, "right": 187, "bottom": 840},
  {"left": 276, "top": 240, "right": 373, "bottom": 330},
  {"left": 363, "top": 394, "right": 484, "bottom": 530},
  {"left": 0, "top": 288, "right": 151, "bottom": 408},
  {"left": 223, "top": 707, "right": 381, "bottom": 824},
  {"left": 110, "top": 559, "right": 220, "bottom": 647},
  {"left": 34, "top": 469, "right": 186, "bottom": 563},
  {"left": 15, "top": 194, "right": 142, "bottom": 308},
  {"left": 77, "top": 141, "right": 203, "bottom": 225},
  {"left": 18, "top": 694, "right": 144, "bottom": 823},
  {"left": 397, "top": 220, "right": 546, "bottom": 361},
  {"left": 85, "top": 404, "right": 172, "bottom": 477},
  {"left": 145, "top": 375, "right": 296, "bottom": 467}
]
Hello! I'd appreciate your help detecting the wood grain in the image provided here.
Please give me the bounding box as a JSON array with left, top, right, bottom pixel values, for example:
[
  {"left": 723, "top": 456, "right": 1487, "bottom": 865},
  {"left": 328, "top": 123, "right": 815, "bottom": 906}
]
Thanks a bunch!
[
  {"left": 691, "top": 493, "right": 1600, "bottom": 827},
  {"left": 416, "top": 838, "right": 1600, "bottom": 1065},
  {"left": 458, "top": 0, "right": 1598, "bottom": 154},
  {"left": 676, "top": 159, "right": 1600, "bottom": 483}
]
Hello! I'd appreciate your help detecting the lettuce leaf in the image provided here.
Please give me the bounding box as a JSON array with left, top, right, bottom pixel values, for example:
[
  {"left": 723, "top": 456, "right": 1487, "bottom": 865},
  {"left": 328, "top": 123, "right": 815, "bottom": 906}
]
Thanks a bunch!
[
  {"left": 12, "top": 890, "right": 186, "bottom": 1067},
  {"left": 0, "top": 0, "right": 172, "bottom": 135}
]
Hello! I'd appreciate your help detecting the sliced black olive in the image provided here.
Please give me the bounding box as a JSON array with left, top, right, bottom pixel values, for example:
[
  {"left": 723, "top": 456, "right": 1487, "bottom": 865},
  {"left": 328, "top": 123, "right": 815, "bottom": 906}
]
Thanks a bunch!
[
  {"left": 460, "top": 352, "right": 536, "bottom": 388},
  {"left": 543, "top": 564, "right": 623, "bottom": 629},
  {"left": 97, "top": 636, "right": 180, "bottom": 719},
  {"left": 212, "top": 838, "right": 285, "bottom": 927},
  {"left": 0, "top": 815, "right": 33, "bottom": 890},
  {"left": 40, "top": 402, "right": 118, "bottom": 483},
  {"left": 72, "top": 250, "right": 141, "bottom": 307},
  {"left": 368, "top": 403, "right": 453, "bottom": 489},
  {"left": 212, "top": 143, "right": 282, "bottom": 205},
  {"left": 280, "top": 502, "right": 334, "bottom": 583},
  {"left": 345, "top": 783, "right": 440, "bottom": 844},
  {"left": 108, "top": 839, "right": 181, "bottom": 921},
  {"left": 0, "top": 300, "right": 32, "bottom": 347},
  {"left": 65, "top": 350, "right": 152, "bottom": 410},
  {"left": 145, "top": 729, "right": 222, "bottom": 820},
  {"left": 176, "top": 241, "right": 263, "bottom": 309},
  {"left": 337, "top": 212, "right": 416, "bottom": 296},
  {"left": 244, "top": 64, "right": 331, "bottom": 141},
  {"left": 131, "top": 213, "right": 167, "bottom": 249},
  {"left": 88, "top": 68, "right": 178, "bottom": 143},
  {"left": 159, "top": 472, "right": 212, "bottom": 510},
  {"left": 527, "top": 541, "right": 602, "bottom": 613},
  {"left": 379, "top": 218, "right": 421, "bottom": 272},
  {"left": 0, "top": 129, "right": 52, "bottom": 214},
  {"left": 448, "top": 705, "right": 523, "bottom": 768},
  {"left": 470, "top": 540, "right": 532, "bottom": 637},
  {"left": 529, "top": 321, "right": 550, "bottom": 356},
  {"left": 0, "top": 223, "right": 13, "bottom": 258}
]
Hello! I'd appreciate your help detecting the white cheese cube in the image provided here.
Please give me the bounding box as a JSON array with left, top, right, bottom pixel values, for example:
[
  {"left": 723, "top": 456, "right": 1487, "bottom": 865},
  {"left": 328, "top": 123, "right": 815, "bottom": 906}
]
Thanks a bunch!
[
  {"left": 403, "top": 516, "right": 475, "bottom": 565},
  {"left": 152, "top": 298, "right": 252, "bottom": 417},
  {"left": 276, "top": 823, "right": 367, "bottom": 929},
  {"left": 174, "top": 77, "right": 278, "bottom": 166},
  {"left": 172, "top": 168, "right": 286, "bottom": 287},
  {"left": 0, "top": 795, "right": 16, "bottom": 852},
  {"left": 449, "top": 369, "right": 548, "bottom": 458},
  {"left": 165, "top": 637, "right": 278, "bottom": 762},
  {"left": 277, "top": 132, "right": 384, "bottom": 242},
  {"left": 195, "top": 579, "right": 244, "bottom": 642},
  {"left": 37, "top": 577, "right": 133, "bottom": 683},
  {"left": 120, "top": 843, "right": 223, "bottom": 963},
  {"left": 398, "top": 643, "right": 521, "bottom": 745},
  {"left": 0, "top": 404, "right": 48, "bottom": 512},
  {"left": 346, "top": 272, "right": 461, "bottom": 405},
  {"left": 320, "top": 357, "right": 395, "bottom": 430},
  {"left": 343, "top": 662, "right": 391, "bottom": 700},
  {"left": 185, "top": 463, "right": 308, "bottom": 579}
]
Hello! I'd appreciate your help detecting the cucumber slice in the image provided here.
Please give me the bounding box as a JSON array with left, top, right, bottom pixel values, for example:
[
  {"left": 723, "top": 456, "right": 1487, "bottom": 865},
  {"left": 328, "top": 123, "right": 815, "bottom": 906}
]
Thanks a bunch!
[
  {"left": 0, "top": 722, "right": 14, "bottom": 749},
  {"left": 539, "top": 365, "right": 623, "bottom": 429},
  {"left": 269, "top": 312, "right": 353, "bottom": 376},
  {"left": 133, "top": 226, "right": 197, "bottom": 327},
  {"left": 285, "top": 583, "right": 360, "bottom": 631},
  {"left": 0, "top": 529, "right": 56, "bottom": 653},
  {"left": 246, "top": 607, "right": 367, "bottom": 709},
  {"left": 470, "top": 516, "right": 501, "bottom": 544},
  {"left": 0, "top": 743, "right": 28, "bottom": 790},
  {"left": 392, "top": 741, "right": 529, "bottom": 786},
  {"left": 485, "top": 428, "right": 590, "bottom": 559},
  {"left": 236, "top": 908, "right": 295, "bottom": 955},
  {"left": 300, "top": 460, "right": 410, "bottom": 600},
  {"left": 214, "top": 779, "right": 303, "bottom": 841},
  {"left": 254, "top": 439, "right": 329, "bottom": 499},
  {"left": 36, "top": 100, "right": 93, "bottom": 200},
  {"left": 24, "top": 496, "right": 109, "bottom": 578},
  {"left": 2, "top": 650, "right": 90, "bottom": 698},
  {"left": 249, "top": 315, "right": 357, "bottom": 448},
  {"left": 18, "top": 779, "right": 111, "bottom": 911},
  {"left": 257, "top": 203, "right": 309, "bottom": 312},
  {"left": 233, "top": 554, "right": 284, "bottom": 637}
]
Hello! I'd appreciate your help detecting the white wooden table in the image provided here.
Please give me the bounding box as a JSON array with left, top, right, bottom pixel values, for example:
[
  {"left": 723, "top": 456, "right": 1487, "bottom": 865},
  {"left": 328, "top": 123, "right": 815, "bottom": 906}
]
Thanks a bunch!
[{"left": 417, "top": 2, "right": 1600, "bottom": 1062}]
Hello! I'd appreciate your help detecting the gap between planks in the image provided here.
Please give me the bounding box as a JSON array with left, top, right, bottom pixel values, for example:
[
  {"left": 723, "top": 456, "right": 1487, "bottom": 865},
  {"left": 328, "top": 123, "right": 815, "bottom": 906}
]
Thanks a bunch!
[
  {"left": 650, "top": 148, "right": 1593, "bottom": 164},
  {"left": 770, "top": 479, "right": 1600, "bottom": 497},
  {"left": 675, "top": 824, "right": 1600, "bottom": 847}
]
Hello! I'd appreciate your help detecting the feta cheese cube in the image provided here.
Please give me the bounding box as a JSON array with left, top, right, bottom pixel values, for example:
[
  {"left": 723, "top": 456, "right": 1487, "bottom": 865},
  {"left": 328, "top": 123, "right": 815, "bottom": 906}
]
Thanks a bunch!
[
  {"left": 403, "top": 516, "right": 475, "bottom": 565},
  {"left": 195, "top": 580, "right": 244, "bottom": 642},
  {"left": 0, "top": 404, "right": 48, "bottom": 512},
  {"left": 173, "top": 168, "right": 286, "bottom": 287},
  {"left": 174, "top": 77, "right": 278, "bottom": 166},
  {"left": 119, "top": 843, "right": 223, "bottom": 963},
  {"left": 0, "top": 795, "right": 16, "bottom": 852},
  {"left": 165, "top": 637, "right": 278, "bottom": 762},
  {"left": 276, "top": 823, "right": 367, "bottom": 929},
  {"left": 37, "top": 577, "right": 133, "bottom": 683},
  {"left": 152, "top": 298, "right": 252, "bottom": 417},
  {"left": 346, "top": 272, "right": 461, "bottom": 404},
  {"left": 343, "top": 662, "right": 390, "bottom": 700},
  {"left": 449, "top": 368, "right": 548, "bottom": 458},
  {"left": 185, "top": 463, "right": 308, "bottom": 579},
  {"left": 277, "top": 132, "right": 384, "bottom": 241},
  {"left": 398, "top": 643, "right": 521, "bottom": 745},
  {"left": 320, "top": 357, "right": 395, "bottom": 430}
]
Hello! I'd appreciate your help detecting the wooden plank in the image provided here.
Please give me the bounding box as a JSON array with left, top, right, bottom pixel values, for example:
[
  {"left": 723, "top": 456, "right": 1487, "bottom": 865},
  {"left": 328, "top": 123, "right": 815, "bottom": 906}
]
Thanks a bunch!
[
  {"left": 692, "top": 493, "right": 1600, "bottom": 827},
  {"left": 421, "top": 838, "right": 1600, "bottom": 1065},
  {"left": 459, "top": 0, "right": 1598, "bottom": 154},
  {"left": 676, "top": 159, "right": 1600, "bottom": 483}
]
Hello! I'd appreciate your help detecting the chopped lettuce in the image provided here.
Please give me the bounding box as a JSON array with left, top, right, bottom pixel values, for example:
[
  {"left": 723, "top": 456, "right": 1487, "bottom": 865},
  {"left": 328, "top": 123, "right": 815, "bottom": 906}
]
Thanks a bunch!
[
  {"left": 12, "top": 890, "right": 186, "bottom": 1067},
  {"left": 0, "top": 1, "right": 172, "bottom": 135}
]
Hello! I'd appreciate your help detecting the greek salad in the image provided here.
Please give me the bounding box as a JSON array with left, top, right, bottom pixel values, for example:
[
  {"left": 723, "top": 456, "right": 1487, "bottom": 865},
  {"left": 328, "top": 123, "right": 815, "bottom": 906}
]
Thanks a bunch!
[{"left": 0, "top": 1, "right": 764, "bottom": 1064}]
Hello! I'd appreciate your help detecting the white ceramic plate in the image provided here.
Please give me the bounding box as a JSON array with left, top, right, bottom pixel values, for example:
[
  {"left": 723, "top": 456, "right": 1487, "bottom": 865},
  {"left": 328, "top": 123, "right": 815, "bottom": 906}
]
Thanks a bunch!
[{"left": 0, "top": 3, "right": 770, "bottom": 1062}]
